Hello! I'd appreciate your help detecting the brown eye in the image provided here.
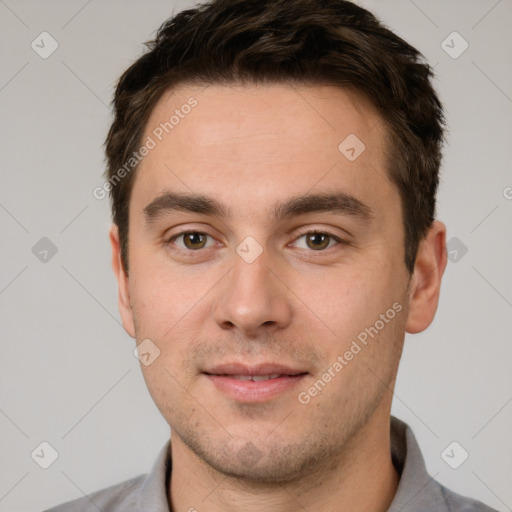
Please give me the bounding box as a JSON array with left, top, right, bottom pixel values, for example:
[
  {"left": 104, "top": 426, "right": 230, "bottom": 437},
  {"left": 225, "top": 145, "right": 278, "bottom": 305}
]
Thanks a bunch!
[
  {"left": 305, "top": 232, "right": 331, "bottom": 250},
  {"left": 183, "top": 232, "right": 207, "bottom": 250},
  {"left": 168, "top": 231, "right": 213, "bottom": 251},
  {"left": 292, "top": 230, "right": 344, "bottom": 252}
]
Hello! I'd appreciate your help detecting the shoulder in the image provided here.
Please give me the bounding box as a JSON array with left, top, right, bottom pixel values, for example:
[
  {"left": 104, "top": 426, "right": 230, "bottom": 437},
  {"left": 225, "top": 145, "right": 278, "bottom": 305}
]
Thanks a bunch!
[
  {"left": 42, "top": 474, "right": 145, "bottom": 512},
  {"left": 436, "top": 480, "right": 499, "bottom": 512}
]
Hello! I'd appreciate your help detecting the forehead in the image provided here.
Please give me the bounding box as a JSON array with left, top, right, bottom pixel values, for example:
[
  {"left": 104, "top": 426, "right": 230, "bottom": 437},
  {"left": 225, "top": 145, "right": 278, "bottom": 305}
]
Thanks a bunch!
[
  {"left": 131, "top": 82, "right": 395, "bottom": 225},
  {"left": 146, "top": 82, "right": 384, "bottom": 157}
]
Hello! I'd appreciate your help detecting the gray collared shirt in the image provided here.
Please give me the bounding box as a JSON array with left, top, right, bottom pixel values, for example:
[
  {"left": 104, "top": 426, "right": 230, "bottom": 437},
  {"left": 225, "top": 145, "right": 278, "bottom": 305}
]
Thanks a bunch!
[{"left": 44, "top": 416, "right": 497, "bottom": 511}]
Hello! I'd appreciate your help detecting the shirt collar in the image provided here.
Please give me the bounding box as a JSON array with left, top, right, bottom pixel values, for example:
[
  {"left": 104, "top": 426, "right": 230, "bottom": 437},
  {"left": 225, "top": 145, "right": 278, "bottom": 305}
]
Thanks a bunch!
[
  {"left": 136, "top": 439, "right": 172, "bottom": 511},
  {"left": 136, "top": 416, "right": 444, "bottom": 512},
  {"left": 388, "top": 416, "right": 447, "bottom": 511}
]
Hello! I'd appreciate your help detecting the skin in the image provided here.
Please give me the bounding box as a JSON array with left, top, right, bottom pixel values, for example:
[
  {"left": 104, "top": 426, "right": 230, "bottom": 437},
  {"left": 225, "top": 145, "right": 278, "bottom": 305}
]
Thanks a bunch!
[{"left": 110, "top": 83, "right": 447, "bottom": 512}]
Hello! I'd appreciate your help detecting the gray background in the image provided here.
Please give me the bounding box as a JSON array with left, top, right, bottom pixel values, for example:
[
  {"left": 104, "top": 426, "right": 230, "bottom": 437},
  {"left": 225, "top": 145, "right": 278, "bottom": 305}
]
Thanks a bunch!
[{"left": 1, "top": 0, "right": 511, "bottom": 510}]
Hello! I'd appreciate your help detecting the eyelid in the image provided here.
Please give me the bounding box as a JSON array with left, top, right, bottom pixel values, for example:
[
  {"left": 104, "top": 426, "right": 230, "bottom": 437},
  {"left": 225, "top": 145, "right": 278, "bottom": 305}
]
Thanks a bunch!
[{"left": 298, "top": 227, "right": 344, "bottom": 238}]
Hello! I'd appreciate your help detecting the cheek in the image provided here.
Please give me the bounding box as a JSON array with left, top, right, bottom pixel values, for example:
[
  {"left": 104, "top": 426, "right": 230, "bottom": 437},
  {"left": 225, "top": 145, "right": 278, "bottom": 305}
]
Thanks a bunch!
[
  {"left": 293, "top": 261, "right": 400, "bottom": 344},
  {"left": 129, "top": 249, "right": 198, "bottom": 323}
]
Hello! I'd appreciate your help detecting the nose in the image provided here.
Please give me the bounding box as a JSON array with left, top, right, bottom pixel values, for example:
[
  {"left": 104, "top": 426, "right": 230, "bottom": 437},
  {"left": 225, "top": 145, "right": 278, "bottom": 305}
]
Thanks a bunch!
[{"left": 213, "top": 245, "right": 293, "bottom": 337}]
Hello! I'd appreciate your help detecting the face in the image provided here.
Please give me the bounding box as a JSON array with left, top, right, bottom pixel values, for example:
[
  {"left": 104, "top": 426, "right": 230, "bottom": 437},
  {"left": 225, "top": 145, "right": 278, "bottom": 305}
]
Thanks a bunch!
[{"left": 111, "top": 83, "right": 430, "bottom": 482}]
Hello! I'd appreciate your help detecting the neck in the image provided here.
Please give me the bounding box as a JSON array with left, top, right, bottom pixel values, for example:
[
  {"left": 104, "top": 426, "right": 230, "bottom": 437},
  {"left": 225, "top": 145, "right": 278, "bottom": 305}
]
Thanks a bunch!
[{"left": 168, "top": 408, "right": 399, "bottom": 512}]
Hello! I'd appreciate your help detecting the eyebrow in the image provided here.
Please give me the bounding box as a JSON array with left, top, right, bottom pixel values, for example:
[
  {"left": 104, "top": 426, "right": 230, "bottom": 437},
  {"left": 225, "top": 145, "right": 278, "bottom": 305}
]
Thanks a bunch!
[{"left": 142, "top": 190, "right": 374, "bottom": 224}]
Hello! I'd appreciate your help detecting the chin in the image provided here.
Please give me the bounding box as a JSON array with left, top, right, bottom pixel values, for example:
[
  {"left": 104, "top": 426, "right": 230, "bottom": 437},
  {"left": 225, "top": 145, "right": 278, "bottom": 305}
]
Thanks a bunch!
[{"left": 181, "top": 428, "right": 335, "bottom": 484}]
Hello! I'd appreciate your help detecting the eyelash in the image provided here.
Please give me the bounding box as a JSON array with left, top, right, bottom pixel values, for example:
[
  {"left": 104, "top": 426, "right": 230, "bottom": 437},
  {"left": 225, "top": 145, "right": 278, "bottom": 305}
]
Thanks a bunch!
[{"left": 164, "top": 229, "right": 347, "bottom": 256}]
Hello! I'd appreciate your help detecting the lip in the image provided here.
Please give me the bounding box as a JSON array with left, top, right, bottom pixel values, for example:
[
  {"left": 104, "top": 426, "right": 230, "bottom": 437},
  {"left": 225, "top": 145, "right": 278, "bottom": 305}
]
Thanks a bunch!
[
  {"left": 204, "top": 362, "right": 306, "bottom": 377},
  {"left": 203, "top": 362, "right": 308, "bottom": 403}
]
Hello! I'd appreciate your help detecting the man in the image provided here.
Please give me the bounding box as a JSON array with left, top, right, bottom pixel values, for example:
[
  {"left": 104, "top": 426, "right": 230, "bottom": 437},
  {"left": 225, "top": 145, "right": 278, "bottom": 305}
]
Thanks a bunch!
[{"left": 46, "top": 0, "right": 497, "bottom": 510}]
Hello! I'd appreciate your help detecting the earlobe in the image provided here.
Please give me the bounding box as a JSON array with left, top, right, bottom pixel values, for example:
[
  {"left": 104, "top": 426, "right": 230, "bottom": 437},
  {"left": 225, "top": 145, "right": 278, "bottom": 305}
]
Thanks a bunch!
[
  {"left": 109, "top": 224, "right": 136, "bottom": 338},
  {"left": 405, "top": 220, "right": 448, "bottom": 334}
]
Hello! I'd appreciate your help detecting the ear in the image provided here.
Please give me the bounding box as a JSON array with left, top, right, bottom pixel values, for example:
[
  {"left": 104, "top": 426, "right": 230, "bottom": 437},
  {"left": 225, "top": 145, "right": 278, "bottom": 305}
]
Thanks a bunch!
[
  {"left": 405, "top": 220, "right": 448, "bottom": 334},
  {"left": 109, "top": 224, "right": 136, "bottom": 338}
]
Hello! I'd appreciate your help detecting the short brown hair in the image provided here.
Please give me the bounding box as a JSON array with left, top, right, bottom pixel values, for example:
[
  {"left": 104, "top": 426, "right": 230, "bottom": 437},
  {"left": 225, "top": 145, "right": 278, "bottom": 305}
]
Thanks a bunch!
[{"left": 104, "top": 0, "right": 445, "bottom": 275}]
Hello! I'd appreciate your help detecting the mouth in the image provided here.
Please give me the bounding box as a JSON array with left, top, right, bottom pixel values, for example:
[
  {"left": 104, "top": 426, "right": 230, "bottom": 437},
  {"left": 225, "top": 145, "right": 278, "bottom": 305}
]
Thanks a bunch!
[
  {"left": 221, "top": 374, "right": 291, "bottom": 381},
  {"left": 203, "top": 363, "right": 309, "bottom": 403}
]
